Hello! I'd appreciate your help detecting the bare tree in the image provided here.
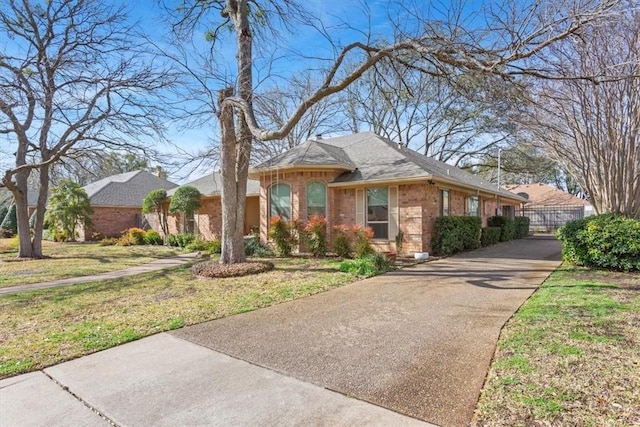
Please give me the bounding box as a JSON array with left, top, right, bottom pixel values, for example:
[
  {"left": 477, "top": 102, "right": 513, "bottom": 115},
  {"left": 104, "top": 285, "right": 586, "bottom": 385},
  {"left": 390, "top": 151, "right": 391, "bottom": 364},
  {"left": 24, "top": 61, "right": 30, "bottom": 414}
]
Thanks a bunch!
[
  {"left": 470, "top": 141, "right": 568, "bottom": 186},
  {"left": 344, "top": 61, "right": 519, "bottom": 166},
  {"left": 522, "top": 1, "right": 640, "bottom": 216},
  {"left": 169, "top": 0, "right": 617, "bottom": 264},
  {"left": 252, "top": 72, "right": 347, "bottom": 162},
  {"left": 0, "top": 0, "right": 173, "bottom": 258}
]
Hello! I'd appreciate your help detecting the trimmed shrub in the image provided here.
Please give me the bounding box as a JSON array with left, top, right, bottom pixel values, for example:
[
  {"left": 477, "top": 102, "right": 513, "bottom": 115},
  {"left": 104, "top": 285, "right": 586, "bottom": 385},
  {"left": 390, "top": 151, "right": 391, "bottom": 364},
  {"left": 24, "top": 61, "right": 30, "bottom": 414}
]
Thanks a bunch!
[
  {"left": 481, "top": 227, "right": 501, "bottom": 247},
  {"left": 488, "top": 216, "right": 516, "bottom": 242},
  {"left": 303, "top": 214, "right": 328, "bottom": 258},
  {"left": 331, "top": 224, "right": 352, "bottom": 258},
  {"left": 268, "top": 216, "right": 298, "bottom": 256},
  {"left": 117, "top": 233, "right": 135, "bottom": 246},
  {"left": 514, "top": 217, "right": 530, "bottom": 239},
  {"left": 431, "top": 216, "right": 482, "bottom": 256},
  {"left": 185, "top": 237, "right": 212, "bottom": 252},
  {"left": 352, "top": 225, "right": 374, "bottom": 259},
  {"left": 143, "top": 230, "right": 163, "bottom": 245},
  {"left": 244, "top": 235, "right": 273, "bottom": 257},
  {"left": 557, "top": 214, "right": 640, "bottom": 271},
  {"left": 126, "top": 227, "right": 147, "bottom": 245}
]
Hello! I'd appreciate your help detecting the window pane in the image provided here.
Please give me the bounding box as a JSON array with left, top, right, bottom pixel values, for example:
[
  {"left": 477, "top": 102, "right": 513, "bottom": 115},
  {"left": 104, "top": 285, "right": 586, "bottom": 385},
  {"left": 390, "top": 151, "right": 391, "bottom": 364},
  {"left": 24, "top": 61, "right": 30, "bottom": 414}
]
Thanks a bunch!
[
  {"left": 367, "top": 188, "right": 388, "bottom": 221},
  {"left": 307, "top": 182, "right": 326, "bottom": 217},
  {"left": 270, "top": 183, "right": 291, "bottom": 220},
  {"left": 307, "top": 206, "right": 326, "bottom": 217},
  {"left": 369, "top": 223, "right": 388, "bottom": 240},
  {"left": 441, "top": 190, "right": 450, "bottom": 216},
  {"left": 468, "top": 196, "right": 479, "bottom": 217},
  {"left": 366, "top": 187, "right": 388, "bottom": 239}
]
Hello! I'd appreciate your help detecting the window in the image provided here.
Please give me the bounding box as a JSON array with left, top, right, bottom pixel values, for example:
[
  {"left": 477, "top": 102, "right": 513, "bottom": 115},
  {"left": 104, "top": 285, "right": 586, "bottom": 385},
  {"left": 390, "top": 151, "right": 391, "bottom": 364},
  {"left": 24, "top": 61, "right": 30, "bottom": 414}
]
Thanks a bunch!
[
  {"left": 306, "top": 182, "right": 326, "bottom": 218},
  {"left": 367, "top": 187, "right": 388, "bottom": 239},
  {"left": 269, "top": 183, "right": 291, "bottom": 221},
  {"left": 467, "top": 196, "right": 479, "bottom": 217},
  {"left": 441, "top": 190, "right": 450, "bottom": 216},
  {"left": 502, "top": 205, "right": 515, "bottom": 219}
]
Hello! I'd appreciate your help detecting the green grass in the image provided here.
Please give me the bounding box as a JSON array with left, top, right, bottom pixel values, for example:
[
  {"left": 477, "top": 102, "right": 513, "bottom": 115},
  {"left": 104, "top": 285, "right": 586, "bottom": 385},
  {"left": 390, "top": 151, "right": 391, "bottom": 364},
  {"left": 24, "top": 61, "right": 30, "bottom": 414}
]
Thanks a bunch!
[
  {"left": 0, "top": 240, "right": 181, "bottom": 288},
  {"left": 0, "top": 258, "right": 355, "bottom": 378},
  {"left": 474, "top": 265, "right": 640, "bottom": 426}
]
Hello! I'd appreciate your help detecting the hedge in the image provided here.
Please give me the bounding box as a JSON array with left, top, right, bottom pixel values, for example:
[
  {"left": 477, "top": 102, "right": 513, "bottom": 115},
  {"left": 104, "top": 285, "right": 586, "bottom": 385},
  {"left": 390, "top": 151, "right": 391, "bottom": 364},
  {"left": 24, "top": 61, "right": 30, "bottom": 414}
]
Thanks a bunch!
[
  {"left": 556, "top": 214, "right": 640, "bottom": 271},
  {"left": 514, "top": 216, "right": 530, "bottom": 239},
  {"left": 481, "top": 227, "right": 501, "bottom": 247},
  {"left": 431, "top": 216, "right": 481, "bottom": 256},
  {"left": 488, "top": 216, "right": 516, "bottom": 242}
]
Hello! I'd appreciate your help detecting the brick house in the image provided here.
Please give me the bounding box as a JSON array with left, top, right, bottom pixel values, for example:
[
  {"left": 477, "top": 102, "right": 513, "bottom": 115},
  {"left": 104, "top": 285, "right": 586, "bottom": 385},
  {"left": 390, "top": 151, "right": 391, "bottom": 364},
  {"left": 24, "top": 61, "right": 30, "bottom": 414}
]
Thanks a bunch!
[
  {"left": 80, "top": 170, "right": 177, "bottom": 240},
  {"left": 249, "top": 132, "right": 525, "bottom": 255},
  {"left": 165, "top": 173, "right": 260, "bottom": 239}
]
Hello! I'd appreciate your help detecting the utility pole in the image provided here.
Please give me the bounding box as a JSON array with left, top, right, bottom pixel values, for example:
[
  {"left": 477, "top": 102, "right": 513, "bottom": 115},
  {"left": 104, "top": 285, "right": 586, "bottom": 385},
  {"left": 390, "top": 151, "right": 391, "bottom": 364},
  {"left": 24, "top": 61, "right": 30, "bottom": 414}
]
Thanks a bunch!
[{"left": 497, "top": 148, "right": 502, "bottom": 190}]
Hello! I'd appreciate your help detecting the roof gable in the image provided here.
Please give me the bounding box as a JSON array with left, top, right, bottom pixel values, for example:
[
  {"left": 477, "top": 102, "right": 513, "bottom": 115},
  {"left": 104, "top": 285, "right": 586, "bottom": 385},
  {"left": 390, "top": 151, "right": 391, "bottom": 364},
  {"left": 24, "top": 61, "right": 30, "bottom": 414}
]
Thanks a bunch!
[
  {"left": 84, "top": 170, "right": 178, "bottom": 207},
  {"left": 252, "top": 140, "right": 354, "bottom": 171},
  {"left": 169, "top": 173, "right": 260, "bottom": 197},
  {"left": 506, "top": 183, "right": 590, "bottom": 207}
]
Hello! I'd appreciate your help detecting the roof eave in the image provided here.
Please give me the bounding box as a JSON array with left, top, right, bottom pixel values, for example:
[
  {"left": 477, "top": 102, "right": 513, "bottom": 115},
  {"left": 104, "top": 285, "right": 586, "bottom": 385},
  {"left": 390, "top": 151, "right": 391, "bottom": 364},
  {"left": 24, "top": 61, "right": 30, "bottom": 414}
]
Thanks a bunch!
[
  {"left": 249, "top": 164, "right": 354, "bottom": 178},
  {"left": 327, "top": 174, "right": 527, "bottom": 202}
]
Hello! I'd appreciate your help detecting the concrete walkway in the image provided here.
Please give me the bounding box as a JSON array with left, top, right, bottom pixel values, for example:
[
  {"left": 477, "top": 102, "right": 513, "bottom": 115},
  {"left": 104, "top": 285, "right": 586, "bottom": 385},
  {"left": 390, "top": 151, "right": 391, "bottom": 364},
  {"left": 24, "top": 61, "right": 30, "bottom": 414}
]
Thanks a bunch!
[
  {"left": 0, "top": 252, "right": 198, "bottom": 296},
  {"left": 0, "top": 236, "right": 562, "bottom": 427}
]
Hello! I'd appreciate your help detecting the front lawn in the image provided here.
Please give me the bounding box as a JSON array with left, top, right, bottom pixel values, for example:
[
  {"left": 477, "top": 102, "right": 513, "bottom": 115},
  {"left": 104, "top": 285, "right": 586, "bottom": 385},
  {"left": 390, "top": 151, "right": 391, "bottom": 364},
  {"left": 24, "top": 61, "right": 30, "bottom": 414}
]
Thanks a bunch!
[
  {"left": 0, "top": 240, "right": 181, "bottom": 288},
  {"left": 474, "top": 265, "right": 640, "bottom": 425},
  {"left": 0, "top": 257, "right": 353, "bottom": 378}
]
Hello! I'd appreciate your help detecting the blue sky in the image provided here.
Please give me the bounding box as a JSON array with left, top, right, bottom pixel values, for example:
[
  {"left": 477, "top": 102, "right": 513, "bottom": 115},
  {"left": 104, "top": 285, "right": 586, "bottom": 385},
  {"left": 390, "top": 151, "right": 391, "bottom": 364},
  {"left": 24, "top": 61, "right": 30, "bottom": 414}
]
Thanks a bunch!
[
  {"left": 1, "top": 0, "right": 489, "bottom": 184},
  {"left": 123, "top": 0, "right": 421, "bottom": 181}
]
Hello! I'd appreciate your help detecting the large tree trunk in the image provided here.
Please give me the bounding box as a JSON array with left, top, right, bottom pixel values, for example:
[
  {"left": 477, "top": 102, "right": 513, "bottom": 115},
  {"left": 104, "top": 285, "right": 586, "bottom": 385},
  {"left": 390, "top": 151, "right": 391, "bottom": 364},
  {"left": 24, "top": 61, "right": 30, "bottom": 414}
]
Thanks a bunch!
[
  {"left": 219, "top": 87, "right": 247, "bottom": 264},
  {"left": 14, "top": 183, "right": 34, "bottom": 258},
  {"left": 31, "top": 164, "right": 50, "bottom": 255},
  {"left": 218, "top": 0, "right": 254, "bottom": 264}
]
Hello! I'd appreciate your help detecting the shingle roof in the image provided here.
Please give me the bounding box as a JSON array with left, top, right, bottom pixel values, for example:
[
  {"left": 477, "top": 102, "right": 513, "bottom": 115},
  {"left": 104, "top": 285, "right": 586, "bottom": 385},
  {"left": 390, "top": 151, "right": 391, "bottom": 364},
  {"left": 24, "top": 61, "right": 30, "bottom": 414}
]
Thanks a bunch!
[
  {"left": 252, "top": 132, "right": 524, "bottom": 200},
  {"left": 84, "top": 170, "right": 178, "bottom": 207},
  {"left": 253, "top": 140, "right": 354, "bottom": 171},
  {"left": 168, "top": 173, "right": 260, "bottom": 197},
  {"left": 505, "top": 183, "right": 590, "bottom": 207}
]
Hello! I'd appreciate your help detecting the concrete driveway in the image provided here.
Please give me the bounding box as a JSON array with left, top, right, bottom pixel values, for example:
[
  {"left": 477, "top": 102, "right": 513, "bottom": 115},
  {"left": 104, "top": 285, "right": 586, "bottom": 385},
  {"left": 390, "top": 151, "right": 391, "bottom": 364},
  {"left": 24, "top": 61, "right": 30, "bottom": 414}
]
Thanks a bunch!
[
  {"left": 172, "top": 235, "right": 562, "bottom": 426},
  {"left": 1, "top": 236, "right": 561, "bottom": 427}
]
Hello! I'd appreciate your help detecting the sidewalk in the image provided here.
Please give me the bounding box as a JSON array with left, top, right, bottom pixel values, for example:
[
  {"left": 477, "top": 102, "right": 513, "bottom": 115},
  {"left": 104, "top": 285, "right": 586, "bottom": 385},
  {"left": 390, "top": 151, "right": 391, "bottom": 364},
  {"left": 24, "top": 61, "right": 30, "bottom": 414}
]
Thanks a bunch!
[
  {"left": 1, "top": 252, "right": 198, "bottom": 296},
  {"left": 0, "top": 236, "right": 562, "bottom": 426}
]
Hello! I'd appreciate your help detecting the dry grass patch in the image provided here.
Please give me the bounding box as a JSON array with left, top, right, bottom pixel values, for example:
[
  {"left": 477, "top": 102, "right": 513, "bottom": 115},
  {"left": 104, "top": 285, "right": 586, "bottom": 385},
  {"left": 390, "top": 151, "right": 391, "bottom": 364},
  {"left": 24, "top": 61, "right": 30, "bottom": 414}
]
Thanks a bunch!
[
  {"left": 0, "top": 258, "right": 353, "bottom": 378},
  {"left": 0, "top": 240, "right": 181, "bottom": 288},
  {"left": 473, "top": 265, "right": 640, "bottom": 426}
]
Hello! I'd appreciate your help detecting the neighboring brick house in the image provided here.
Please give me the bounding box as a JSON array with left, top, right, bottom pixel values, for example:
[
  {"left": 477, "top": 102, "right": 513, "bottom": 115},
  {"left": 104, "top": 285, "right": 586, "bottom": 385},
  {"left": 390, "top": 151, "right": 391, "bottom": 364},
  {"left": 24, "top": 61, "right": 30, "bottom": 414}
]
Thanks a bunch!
[
  {"left": 507, "top": 183, "right": 593, "bottom": 232},
  {"left": 249, "top": 132, "right": 525, "bottom": 255},
  {"left": 165, "top": 173, "right": 260, "bottom": 240},
  {"left": 80, "top": 170, "right": 177, "bottom": 240}
]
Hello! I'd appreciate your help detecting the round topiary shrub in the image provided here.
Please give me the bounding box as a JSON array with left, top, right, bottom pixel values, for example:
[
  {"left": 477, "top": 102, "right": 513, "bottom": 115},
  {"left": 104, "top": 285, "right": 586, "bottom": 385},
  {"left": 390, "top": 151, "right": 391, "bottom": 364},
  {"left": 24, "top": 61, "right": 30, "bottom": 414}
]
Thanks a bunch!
[{"left": 191, "top": 260, "right": 275, "bottom": 278}]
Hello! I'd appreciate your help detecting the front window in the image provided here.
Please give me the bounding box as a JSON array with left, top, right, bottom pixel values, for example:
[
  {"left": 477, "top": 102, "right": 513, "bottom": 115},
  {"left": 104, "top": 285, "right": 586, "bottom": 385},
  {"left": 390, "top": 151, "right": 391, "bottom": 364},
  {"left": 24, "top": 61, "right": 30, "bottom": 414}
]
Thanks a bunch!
[
  {"left": 306, "top": 182, "right": 326, "bottom": 218},
  {"left": 269, "top": 183, "right": 291, "bottom": 221},
  {"left": 467, "top": 196, "right": 479, "bottom": 217},
  {"left": 502, "top": 205, "right": 515, "bottom": 219},
  {"left": 367, "top": 187, "right": 388, "bottom": 239},
  {"left": 441, "top": 190, "right": 450, "bottom": 216}
]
